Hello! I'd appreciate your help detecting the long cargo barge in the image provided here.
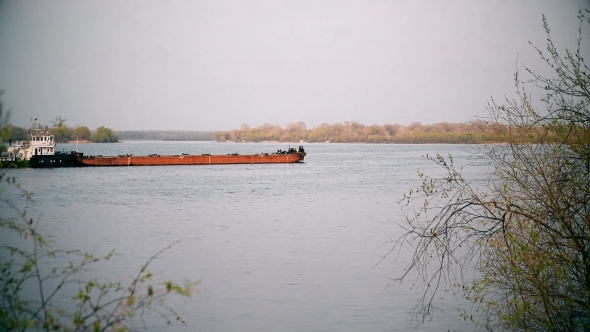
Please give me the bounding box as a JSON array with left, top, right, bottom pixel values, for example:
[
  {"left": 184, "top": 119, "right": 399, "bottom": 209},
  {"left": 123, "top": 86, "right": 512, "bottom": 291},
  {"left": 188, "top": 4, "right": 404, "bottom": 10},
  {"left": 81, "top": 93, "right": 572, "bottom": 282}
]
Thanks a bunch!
[{"left": 29, "top": 146, "right": 306, "bottom": 168}]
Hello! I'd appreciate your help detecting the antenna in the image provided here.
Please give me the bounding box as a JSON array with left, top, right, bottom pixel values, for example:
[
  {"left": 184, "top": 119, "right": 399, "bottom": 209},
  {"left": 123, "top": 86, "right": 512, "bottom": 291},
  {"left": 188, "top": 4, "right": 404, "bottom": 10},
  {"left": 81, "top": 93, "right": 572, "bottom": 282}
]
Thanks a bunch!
[{"left": 32, "top": 115, "right": 40, "bottom": 136}]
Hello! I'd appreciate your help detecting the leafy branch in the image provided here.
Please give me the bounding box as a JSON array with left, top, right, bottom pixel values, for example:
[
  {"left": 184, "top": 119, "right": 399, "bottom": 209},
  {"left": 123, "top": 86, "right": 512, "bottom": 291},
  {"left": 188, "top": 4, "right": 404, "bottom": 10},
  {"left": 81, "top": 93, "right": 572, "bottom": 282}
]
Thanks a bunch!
[{"left": 0, "top": 171, "right": 198, "bottom": 331}]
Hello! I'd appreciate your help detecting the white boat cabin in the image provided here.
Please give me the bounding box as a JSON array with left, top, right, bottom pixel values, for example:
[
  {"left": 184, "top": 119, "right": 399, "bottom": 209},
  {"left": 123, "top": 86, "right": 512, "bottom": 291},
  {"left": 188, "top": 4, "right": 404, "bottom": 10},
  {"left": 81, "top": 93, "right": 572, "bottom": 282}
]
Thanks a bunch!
[{"left": 4, "top": 133, "right": 56, "bottom": 161}]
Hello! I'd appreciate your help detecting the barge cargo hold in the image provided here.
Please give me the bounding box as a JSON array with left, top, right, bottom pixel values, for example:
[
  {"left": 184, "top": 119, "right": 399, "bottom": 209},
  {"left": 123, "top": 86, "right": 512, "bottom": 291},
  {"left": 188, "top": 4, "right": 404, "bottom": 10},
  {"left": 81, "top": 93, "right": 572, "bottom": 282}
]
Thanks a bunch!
[{"left": 29, "top": 146, "right": 306, "bottom": 168}]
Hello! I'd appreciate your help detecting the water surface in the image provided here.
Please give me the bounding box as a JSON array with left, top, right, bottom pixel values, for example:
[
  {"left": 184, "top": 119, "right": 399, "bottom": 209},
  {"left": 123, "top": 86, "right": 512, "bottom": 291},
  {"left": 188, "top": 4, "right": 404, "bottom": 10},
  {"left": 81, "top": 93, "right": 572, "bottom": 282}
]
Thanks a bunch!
[{"left": 5, "top": 142, "right": 485, "bottom": 331}]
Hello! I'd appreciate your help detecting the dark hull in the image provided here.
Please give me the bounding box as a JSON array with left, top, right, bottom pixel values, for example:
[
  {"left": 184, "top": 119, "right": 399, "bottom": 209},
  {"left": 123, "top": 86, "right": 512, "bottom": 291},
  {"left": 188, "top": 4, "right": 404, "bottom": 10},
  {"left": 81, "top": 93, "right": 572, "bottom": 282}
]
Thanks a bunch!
[{"left": 29, "top": 153, "right": 80, "bottom": 168}]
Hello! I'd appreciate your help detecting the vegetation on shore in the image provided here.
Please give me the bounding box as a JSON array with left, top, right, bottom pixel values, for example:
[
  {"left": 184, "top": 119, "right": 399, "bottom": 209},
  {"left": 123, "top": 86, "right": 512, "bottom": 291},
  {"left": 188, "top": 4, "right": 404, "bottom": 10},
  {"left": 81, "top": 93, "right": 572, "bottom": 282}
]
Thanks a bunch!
[
  {"left": 4, "top": 116, "right": 118, "bottom": 143},
  {"left": 387, "top": 12, "right": 590, "bottom": 331},
  {"left": 115, "top": 130, "right": 213, "bottom": 141},
  {"left": 5, "top": 115, "right": 571, "bottom": 145},
  {"left": 8, "top": 118, "right": 567, "bottom": 145},
  {"left": 213, "top": 120, "right": 567, "bottom": 144}
]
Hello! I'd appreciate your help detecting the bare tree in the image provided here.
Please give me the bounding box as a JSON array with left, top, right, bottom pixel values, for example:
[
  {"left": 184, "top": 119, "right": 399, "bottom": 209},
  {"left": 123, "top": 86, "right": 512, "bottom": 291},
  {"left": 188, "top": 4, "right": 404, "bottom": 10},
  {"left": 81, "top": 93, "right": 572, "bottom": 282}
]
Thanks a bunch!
[{"left": 386, "top": 11, "right": 590, "bottom": 331}]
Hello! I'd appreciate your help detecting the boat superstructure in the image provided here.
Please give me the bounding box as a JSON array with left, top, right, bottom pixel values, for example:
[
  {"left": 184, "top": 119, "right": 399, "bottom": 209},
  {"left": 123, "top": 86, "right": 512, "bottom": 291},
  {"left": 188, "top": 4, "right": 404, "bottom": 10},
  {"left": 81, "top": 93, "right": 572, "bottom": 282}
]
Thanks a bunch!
[{"left": 4, "top": 117, "right": 55, "bottom": 162}]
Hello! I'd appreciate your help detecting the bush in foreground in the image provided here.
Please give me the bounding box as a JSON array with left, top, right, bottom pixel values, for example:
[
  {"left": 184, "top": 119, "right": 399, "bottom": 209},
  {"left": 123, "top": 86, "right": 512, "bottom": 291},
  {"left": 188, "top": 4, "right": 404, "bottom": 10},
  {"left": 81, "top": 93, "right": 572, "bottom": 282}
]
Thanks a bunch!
[
  {"left": 388, "top": 11, "right": 590, "bottom": 331},
  {"left": 0, "top": 171, "right": 198, "bottom": 331}
]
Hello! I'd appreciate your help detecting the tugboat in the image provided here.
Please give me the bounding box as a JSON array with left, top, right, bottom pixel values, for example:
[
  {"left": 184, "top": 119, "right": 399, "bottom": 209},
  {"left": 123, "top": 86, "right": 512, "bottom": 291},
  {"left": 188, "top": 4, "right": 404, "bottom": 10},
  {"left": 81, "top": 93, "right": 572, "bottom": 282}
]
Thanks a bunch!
[{"left": 3, "top": 117, "right": 56, "bottom": 164}]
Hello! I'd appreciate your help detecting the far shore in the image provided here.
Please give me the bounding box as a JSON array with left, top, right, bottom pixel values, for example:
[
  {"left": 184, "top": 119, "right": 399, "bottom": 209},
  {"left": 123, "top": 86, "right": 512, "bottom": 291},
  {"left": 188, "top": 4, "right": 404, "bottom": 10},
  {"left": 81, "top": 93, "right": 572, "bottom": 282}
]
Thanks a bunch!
[
  {"left": 58, "top": 139, "right": 528, "bottom": 145},
  {"left": 63, "top": 140, "right": 122, "bottom": 144},
  {"left": 67, "top": 139, "right": 92, "bottom": 144}
]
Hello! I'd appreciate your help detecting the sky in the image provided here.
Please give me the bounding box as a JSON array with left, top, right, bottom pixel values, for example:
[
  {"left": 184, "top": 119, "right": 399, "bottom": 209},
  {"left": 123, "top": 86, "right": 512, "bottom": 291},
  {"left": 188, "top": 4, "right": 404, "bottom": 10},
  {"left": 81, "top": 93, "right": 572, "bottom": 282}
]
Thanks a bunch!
[{"left": 0, "top": 1, "right": 589, "bottom": 131}]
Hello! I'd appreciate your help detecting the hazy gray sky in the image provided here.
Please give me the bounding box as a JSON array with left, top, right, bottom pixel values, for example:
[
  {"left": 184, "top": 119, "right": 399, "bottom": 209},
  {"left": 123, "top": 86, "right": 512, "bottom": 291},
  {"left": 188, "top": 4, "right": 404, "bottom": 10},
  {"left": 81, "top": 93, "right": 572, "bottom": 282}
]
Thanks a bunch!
[{"left": 1, "top": 1, "right": 588, "bottom": 130}]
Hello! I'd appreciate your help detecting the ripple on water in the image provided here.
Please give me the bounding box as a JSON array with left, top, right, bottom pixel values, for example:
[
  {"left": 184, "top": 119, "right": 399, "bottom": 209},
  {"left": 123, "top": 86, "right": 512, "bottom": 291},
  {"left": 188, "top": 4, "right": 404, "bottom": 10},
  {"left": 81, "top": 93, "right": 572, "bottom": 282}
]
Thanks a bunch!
[{"left": 5, "top": 143, "right": 483, "bottom": 331}]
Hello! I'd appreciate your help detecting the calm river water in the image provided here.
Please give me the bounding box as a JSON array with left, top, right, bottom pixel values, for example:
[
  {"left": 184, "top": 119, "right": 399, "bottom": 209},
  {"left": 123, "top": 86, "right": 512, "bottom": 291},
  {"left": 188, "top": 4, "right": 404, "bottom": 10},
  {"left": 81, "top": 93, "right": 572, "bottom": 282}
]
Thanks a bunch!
[{"left": 5, "top": 142, "right": 488, "bottom": 331}]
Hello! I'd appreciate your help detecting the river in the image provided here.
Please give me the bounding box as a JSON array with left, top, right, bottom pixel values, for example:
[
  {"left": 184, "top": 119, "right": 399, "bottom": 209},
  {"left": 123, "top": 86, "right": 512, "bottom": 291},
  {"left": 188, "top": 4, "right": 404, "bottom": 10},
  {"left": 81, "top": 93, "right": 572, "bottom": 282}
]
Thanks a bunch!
[{"left": 4, "top": 142, "right": 487, "bottom": 331}]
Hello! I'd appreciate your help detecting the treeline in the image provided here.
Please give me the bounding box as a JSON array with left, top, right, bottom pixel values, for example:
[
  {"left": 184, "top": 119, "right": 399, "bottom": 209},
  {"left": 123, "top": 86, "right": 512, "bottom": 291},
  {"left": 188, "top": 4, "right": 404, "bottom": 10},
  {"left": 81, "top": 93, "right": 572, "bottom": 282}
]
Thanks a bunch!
[
  {"left": 6, "top": 119, "right": 560, "bottom": 144},
  {"left": 6, "top": 117, "right": 118, "bottom": 143},
  {"left": 213, "top": 121, "right": 532, "bottom": 144},
  {"left": 115, "top": 130, "right": 214, "bottom": 141}
]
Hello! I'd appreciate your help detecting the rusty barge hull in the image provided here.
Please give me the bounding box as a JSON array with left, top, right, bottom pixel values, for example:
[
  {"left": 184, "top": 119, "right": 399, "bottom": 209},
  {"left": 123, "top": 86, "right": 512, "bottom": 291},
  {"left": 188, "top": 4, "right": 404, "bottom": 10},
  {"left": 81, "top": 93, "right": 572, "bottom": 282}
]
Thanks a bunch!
[
  {"left": 78, "top": 153, "right": 305, "bottom": 166},
  {"left": 29, "top": 146, "right": 306, "bottom": 168}
]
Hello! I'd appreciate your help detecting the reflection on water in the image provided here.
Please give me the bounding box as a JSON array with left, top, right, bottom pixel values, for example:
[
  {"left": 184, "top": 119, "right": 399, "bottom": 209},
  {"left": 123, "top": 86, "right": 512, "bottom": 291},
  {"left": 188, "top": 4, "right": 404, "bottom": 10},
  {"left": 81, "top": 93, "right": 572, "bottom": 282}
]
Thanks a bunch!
[{"left": 6, "top": 142, "right": 485, "bottom": 331}]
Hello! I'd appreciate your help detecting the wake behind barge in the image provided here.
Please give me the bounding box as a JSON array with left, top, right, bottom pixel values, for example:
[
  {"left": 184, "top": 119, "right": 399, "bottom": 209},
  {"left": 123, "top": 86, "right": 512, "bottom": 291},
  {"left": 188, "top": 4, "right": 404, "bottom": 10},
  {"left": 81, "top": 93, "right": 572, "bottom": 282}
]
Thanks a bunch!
[{"left": 29, "top": 146, "right": 306, "bottom": 168}]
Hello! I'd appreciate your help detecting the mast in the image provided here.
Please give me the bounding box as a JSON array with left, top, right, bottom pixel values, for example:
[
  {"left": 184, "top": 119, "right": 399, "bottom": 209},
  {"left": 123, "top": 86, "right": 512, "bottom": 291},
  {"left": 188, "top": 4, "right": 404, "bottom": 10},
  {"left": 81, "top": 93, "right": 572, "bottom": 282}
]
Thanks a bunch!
[{"left": 31, "top": 115, "right": 40, "bottom": 138}]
